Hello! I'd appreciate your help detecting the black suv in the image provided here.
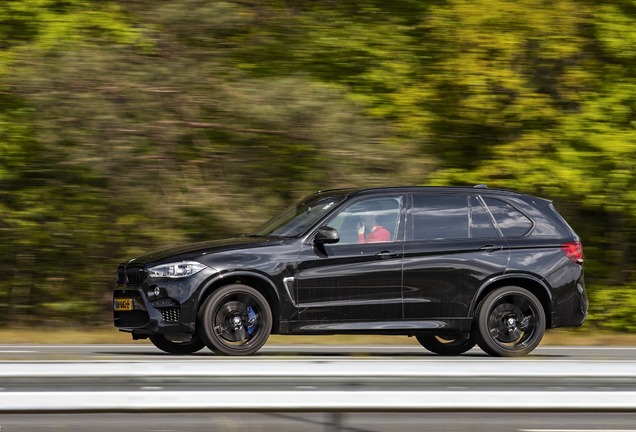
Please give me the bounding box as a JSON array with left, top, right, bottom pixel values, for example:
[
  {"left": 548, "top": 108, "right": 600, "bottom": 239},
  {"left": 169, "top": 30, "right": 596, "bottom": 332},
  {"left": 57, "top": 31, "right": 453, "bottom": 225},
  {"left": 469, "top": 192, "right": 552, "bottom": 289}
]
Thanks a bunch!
[{"left": 114, "top": 186, "right": 587, "bottom": 357}]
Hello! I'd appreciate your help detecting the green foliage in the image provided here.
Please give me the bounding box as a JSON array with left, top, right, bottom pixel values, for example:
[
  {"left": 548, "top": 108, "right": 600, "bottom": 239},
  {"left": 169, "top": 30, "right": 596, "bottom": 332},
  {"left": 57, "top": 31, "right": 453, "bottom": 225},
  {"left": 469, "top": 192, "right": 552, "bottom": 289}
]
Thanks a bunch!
[
  {"left": 588, "top": 283, "right": 636, "bottom": 332},
  {"left": 1, "top": 0, "right": 636, "bottom": 329}
]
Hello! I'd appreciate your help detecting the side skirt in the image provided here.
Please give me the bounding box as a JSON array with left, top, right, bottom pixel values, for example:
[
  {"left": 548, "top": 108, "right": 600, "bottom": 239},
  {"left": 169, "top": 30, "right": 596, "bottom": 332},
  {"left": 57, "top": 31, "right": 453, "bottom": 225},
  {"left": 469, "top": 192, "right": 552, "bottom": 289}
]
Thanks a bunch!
[{"left": 280, "top": 318, "right": 472, "bottom": 335}]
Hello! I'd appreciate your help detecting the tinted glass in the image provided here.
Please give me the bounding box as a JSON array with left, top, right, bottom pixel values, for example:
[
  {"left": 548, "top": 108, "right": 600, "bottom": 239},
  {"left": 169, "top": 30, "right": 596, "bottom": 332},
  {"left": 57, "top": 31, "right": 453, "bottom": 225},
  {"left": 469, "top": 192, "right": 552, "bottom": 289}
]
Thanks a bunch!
[
  {"left": 470, "top": 196, "right": 498, "bottom": 238},
  {"left": 411, "top": 195, "right": 468, "bottom": 241},
  {"left": 327, "top": 196, "right": 402, "bottom": 245},
  {"left": 483, "top": 197, "right": 533, "bottom": 237}
]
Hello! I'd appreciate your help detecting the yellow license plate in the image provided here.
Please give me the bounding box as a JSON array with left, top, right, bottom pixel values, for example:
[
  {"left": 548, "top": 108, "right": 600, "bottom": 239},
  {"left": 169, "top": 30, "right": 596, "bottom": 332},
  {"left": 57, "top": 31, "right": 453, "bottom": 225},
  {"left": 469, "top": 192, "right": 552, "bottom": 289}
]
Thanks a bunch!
[{"left": 114, "top": 298, "right": 133, "bottom": 311}]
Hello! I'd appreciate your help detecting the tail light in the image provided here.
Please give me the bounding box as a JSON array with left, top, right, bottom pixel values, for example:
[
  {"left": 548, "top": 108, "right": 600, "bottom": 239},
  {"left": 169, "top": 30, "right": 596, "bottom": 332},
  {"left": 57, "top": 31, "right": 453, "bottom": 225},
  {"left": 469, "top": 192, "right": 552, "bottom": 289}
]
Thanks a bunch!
[{"left": 561, "top": 242, "right": 583, "bottom": 265}]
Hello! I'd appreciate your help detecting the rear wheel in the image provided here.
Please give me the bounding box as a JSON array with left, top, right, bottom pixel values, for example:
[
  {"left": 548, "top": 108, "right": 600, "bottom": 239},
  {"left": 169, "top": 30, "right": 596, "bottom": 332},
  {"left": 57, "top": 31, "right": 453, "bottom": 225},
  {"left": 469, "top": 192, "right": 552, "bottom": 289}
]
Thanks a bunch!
[
  {"left": 416, "top": 335, "right": 475, "bottom": 355},
  {"left": 149, "top": 333, "right": 205, "bottom": 355},
  {"left": 198, "top": 284, "right": 272, "bottom": 356},
  {"left": 473, "top": 286, "right": 545, "bottom": 357}
]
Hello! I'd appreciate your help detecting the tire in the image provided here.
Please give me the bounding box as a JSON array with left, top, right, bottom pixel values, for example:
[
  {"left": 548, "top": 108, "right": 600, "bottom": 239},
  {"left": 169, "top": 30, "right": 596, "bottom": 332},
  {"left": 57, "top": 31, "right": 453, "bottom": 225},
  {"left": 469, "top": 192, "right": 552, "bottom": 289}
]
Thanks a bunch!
[
  {"left": 149, "top": 333, "right": 205, "bottom": 355},
  {"left": 416, "top": 334, "right": 476, "bottom": 356},
  {"left": 473, "top": 286, "right": 546, "bottom": 357},
  {"left": 198, "top": 284, "right": 272, "bottom": 356}
]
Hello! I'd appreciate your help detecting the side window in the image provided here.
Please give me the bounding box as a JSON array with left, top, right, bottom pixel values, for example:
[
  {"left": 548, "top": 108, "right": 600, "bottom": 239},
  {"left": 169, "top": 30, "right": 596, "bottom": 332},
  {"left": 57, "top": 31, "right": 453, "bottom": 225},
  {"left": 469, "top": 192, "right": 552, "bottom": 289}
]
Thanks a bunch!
[
  {"left": 411, "top": 195, "right": 468, "bottom": 241},
  {"left": 326, "top": 196, "right": 402, "bottom": 245},
  {"left": 470, "top": 196, "right": 499, "bottom": 238},
  {"left": 483, "top": 197, "right": 533, "bottom": 237}
]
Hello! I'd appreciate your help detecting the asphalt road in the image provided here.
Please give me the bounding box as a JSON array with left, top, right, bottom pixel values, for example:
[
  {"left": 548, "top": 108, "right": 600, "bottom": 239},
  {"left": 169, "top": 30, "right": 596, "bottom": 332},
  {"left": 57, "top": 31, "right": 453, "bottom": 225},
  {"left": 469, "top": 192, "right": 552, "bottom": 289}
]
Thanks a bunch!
[
  {"left": 2, "top": 343, "right": 636, "bottom": 361},
  {"left": 2, "top": 412, "right": 636, "bottom": 432}
]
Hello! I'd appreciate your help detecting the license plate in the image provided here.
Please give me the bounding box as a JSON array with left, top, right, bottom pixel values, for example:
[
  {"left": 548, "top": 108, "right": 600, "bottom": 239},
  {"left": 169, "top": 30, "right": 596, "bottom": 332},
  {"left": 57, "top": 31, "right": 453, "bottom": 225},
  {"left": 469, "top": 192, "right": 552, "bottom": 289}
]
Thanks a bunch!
[{"left": 114, "top": 298, "right": 133, "bottom": 311}]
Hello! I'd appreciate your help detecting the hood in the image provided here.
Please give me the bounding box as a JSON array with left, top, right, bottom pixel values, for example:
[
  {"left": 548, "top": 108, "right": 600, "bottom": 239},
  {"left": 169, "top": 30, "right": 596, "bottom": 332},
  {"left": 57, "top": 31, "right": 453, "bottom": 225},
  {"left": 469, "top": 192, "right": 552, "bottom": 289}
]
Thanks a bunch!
[{"left": 125, "top": 236, "right": 285, "bottom": 265}]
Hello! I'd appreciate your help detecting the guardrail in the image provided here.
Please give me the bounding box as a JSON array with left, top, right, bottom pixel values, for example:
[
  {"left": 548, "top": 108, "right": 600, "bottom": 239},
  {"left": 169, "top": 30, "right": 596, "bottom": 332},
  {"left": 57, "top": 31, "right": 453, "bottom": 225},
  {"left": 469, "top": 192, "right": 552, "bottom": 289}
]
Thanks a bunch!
[
  {"left": 2, "top": 390, "right": 636, "bottom": 414},
  {"left": 2, "top": 359, "right": 636, "bottom": 379},
  {"left": 3, "top": 358, "right": 636, "bottom": 432}
]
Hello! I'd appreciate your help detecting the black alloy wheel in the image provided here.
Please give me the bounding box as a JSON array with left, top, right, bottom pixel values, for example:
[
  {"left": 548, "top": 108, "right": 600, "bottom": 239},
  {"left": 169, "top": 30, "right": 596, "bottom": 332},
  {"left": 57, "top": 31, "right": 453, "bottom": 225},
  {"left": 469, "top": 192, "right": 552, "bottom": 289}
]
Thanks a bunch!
[
  {"left": 473, "top": 286, "right": 546, "bottom": 357},
  {"left": 416, "top": 334, "right": 476, "bottom": 356},
  {"left": 198, "top": 284, "right": 272, "bottom": 356},
  {"left": 149, "top": 333, "right": 205, "bottom": 355}
]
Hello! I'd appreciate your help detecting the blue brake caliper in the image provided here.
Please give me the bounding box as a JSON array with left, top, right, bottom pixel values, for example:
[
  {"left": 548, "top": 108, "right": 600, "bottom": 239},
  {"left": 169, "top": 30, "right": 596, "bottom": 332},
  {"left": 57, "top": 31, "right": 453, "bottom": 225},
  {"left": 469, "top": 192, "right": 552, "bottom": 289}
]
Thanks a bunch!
[{"left": 246, "top": 306, "right": 257, "bottom": 335}]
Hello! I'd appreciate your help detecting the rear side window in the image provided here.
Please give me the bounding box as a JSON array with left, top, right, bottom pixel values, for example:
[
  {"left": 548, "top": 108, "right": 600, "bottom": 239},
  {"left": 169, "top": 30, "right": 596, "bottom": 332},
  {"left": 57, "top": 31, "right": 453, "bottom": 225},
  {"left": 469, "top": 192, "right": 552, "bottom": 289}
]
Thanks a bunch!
[
  {"left": 411, "top": 195, "right": 468, "bottom": 241},
  {"left": 470, "top": 197, "right": 498, "bottom": 238},
  {"left": 483, "top": 198, "right": 533, "bottom": 237}
]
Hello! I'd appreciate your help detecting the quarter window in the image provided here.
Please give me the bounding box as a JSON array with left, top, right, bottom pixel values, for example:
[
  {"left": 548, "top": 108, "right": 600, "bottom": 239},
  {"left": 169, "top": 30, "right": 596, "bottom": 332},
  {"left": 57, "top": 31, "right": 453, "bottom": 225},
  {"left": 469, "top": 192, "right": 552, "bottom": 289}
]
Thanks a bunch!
[
  {"left": 411, "top": 195, "right": 468, "bottom": 241},
  {"left": 470, "top": 196, "right": 499, "bottom": 238},
  {"left": 483, "top": 198, "right": 533, "bottom": 237}
]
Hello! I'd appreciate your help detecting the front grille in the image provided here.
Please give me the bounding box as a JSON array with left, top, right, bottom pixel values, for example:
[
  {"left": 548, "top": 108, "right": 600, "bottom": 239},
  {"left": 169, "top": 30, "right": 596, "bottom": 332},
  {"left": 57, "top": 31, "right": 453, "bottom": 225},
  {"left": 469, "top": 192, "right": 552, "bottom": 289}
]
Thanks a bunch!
[
  {"left": 126, "top": 265, "right": 146, "bottom": 285},
  {"left": 161, "top": 307, "right": 180, "bottom": 323},
  {"left": 117, "top": 266, "right": 126, "bottom": 285},
  {"left": 116, "top": 310, "right": 150, "bottom": 327}
]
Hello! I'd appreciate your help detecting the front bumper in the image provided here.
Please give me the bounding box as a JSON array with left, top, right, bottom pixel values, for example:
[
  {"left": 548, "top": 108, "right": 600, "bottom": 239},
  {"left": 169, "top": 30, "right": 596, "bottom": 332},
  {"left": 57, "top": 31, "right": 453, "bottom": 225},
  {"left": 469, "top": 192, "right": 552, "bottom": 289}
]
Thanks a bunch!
[
  {"left": 113, "top": 267, "right": 217, "bottom": 337},
  {"left": 113, "top": 288, "right": 195, "bottom": 337}
]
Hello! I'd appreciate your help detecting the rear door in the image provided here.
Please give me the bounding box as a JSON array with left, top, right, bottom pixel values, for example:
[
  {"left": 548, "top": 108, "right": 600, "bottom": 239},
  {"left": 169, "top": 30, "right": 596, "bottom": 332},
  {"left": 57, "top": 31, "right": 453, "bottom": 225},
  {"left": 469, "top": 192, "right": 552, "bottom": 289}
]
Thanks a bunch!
[{"left": 402, "top": 194, "right": 510, "bottom": 319}]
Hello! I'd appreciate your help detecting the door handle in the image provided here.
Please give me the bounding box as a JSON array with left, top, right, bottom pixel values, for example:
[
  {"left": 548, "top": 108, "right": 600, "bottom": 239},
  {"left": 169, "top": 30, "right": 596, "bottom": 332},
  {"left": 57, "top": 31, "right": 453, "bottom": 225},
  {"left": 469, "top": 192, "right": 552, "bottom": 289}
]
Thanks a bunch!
[
  {"left": 480, "top": 245, "right": 503, "bottom": 252},
  {"left": 375, "top": 250, "right": 400, "bottom": 259}
]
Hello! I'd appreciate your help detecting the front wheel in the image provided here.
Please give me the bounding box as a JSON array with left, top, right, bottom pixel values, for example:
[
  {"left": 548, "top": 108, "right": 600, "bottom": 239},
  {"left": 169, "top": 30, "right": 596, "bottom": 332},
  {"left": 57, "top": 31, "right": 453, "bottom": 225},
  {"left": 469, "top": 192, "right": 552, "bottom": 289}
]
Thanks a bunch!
[
  {"left": 149, "top": 333, "right": 205, "bottom": 355},
  {"left": 416, "top": 335, "right": 476, "bottom": 356},
  {"left": 198, "top": 284, "right": 272, "bottom": 356},
  {"left": 473, "top": 286, "right": 546, "bottom": 357}
]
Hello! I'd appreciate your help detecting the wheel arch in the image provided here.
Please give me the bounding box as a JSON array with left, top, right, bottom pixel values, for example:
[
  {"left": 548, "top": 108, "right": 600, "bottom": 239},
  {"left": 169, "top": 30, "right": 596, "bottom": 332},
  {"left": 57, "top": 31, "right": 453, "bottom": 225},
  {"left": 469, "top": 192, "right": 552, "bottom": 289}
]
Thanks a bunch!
[
  {"left": 470, "top": 274, "right": 553, "bottom": 328},
  {"left": 196, "top": 271, "right": 281, "bottom": 334}
]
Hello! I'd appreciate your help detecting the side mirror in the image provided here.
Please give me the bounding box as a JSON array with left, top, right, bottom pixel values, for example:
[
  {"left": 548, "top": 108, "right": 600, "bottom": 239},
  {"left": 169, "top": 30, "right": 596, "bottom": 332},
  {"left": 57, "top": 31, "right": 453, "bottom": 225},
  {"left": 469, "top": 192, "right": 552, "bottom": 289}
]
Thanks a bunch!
[{"left": 314, "top": 226, "right": 339, "bottom": 245}]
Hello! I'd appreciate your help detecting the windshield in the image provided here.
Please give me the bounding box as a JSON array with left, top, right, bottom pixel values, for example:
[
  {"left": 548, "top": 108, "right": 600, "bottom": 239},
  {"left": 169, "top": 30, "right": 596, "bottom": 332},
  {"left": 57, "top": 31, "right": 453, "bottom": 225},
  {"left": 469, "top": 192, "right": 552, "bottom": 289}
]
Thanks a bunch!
[{"left": 250, "top": 193, "right": 344, "bottom": 237}]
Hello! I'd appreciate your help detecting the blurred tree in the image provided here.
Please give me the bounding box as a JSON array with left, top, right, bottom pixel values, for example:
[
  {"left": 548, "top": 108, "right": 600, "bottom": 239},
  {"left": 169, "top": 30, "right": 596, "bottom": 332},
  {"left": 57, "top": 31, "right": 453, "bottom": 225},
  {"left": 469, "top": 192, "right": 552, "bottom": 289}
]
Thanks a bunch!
[
  {"left": 0, "top": 0, "right": 147, "bottom": 323},
  {"left": 0, "top": 0, "right": 429, "bottom": 325},
  {"left": 1, "top": 0, "right": 636, "bottom": 330}
]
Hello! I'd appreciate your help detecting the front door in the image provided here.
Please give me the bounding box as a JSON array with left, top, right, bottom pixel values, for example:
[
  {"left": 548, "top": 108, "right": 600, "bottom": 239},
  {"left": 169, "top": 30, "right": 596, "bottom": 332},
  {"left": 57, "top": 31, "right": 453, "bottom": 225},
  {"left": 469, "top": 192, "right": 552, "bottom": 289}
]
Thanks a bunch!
[{"left": 296, "top": 195, "right": 405, "bottom": 323}]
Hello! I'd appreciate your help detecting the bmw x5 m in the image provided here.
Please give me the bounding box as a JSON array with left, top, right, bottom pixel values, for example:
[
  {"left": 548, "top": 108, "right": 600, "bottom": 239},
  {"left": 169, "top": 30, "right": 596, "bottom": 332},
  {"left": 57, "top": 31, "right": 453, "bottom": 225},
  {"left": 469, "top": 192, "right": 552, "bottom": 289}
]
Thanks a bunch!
[{"left": 114, "top": 186, "right": 587, "bottom": 357}]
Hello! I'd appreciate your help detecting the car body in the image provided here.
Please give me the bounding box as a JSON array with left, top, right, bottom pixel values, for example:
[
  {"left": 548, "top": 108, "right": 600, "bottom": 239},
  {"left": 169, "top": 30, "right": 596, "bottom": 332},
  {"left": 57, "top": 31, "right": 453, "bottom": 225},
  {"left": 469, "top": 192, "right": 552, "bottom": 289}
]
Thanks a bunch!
[{"left": 113, "top": 186, "right": 587, "bottom": 356}]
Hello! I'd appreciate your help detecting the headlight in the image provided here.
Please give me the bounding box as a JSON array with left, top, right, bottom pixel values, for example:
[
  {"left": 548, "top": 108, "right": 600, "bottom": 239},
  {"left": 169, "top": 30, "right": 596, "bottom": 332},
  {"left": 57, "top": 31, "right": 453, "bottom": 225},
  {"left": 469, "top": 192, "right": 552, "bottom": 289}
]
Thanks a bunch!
[{"left": 148, "top": 261, "right": 207, "bottom": 278}]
